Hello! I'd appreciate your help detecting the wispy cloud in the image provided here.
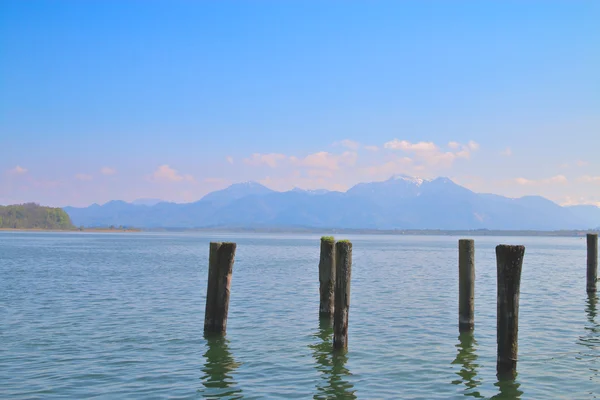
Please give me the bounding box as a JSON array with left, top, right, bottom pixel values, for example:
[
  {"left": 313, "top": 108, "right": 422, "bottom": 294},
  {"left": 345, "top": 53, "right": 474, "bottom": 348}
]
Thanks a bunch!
[
  {"left": 150, "top": 165, "right": 194, "bottom": 183},
  {"left": 306, "top": 169, "right": 335, "bottom": 178},
  {"left": 500, "top": 147, "right": 512, "bottom": 157},
  {"left": 386, "top": 140, "right": 437, "bottom": 152},
  {"left": 383, "top": 139, "right": 479, "bottom": 166},
  {"left": 334, "top": 139, "right": 361, "bottom": 150},
  {"left": 243, "top": 153, "right": 286, "bottom": 168},
  {"left": 467, "top": 141, "right": 479, "bottom": 151},
  {"left": 75, "top": 173, "right": 93, "bottom": 181},
  {"left": 290, "top": 151, "right": 357, "bottom": 170},
  {"left": 226, "top": 156, "right": 234, "bottom": 164},
  {"left": 578, "top": 175, "right": 600, "bottom": 183},
  {"left": 559, "top": 160, "right": 588, "bottom": 169},
  {"left": 561, "top": 196, "right": 600, "bottom": 207},
  {"left": 204, "top": 177, "right": 227, "bottom": 184},
  {"left": 362, "top": 156, "right": 413, "bottom": 178},
  {"left": 236, "top": 139, "right": 479, "bottom": 192},
  {"left": 514, "top": 175, "right": 567, "bottom": 185},
  {"left": 8, "top": 165, "right": 28, "bottom": 175},
  {"left": 100, "top": 167, "right": 117, "bottom": 175}
]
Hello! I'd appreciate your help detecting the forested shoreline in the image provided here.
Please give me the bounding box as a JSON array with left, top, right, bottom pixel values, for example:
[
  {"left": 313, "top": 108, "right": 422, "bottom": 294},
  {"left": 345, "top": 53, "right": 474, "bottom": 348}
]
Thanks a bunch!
[{"left": 0, "top": 203, "right": 75, "bottom": 230}]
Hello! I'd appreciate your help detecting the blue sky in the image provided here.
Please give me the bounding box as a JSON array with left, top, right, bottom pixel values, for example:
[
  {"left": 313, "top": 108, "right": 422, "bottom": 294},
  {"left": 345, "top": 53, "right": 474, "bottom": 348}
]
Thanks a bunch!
[{"left": 1, "top": 1, "right": 599, "bottom": 207}]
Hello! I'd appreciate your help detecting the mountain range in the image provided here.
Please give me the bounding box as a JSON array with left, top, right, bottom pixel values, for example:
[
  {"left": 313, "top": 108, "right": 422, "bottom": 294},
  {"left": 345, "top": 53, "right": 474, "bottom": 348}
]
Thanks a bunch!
[{"left": 63, "top": 175, "right": 600, "bottom": 230}]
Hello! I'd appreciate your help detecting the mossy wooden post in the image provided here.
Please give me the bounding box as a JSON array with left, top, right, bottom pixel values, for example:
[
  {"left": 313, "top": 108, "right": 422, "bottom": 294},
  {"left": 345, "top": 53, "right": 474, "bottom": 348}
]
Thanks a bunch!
[
  {"left": 333, "top": 240, "right": 352, "bottom": 350},
  {"left": 496, "top": 244, "right": 525, "bottom": 377},
  {"left": 204, "top": 242, "right": 236, "bottom": 335},
  {"left": 459, "top": 239, "right": 475, "bottom": 332},
  {"left": 319, "top": 236, "right": 336, "bottom": 318},
  {"left": 587, "top": 233, "right": 598, "bottom": 293}
]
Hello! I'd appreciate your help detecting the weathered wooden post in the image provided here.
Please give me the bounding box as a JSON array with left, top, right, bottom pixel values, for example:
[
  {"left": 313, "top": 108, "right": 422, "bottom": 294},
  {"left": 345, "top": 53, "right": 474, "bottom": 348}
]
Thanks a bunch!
[
  {"left": 459, "top": 239, "right": 475, "bottom": 332},
  {"left": 319, "top": 236, "right": 336, "bottom": 318},
  {"left": 496, "top": 244, "right": 525, "bottom": 377},
  {"left": 204, "top": 242, "right": 236, "bottom": 335},
  {"left": 587, "top": 233, "right": 598, "bottom": 293},
  {"left": 333, "top": 240, "right": 352, "bottom": 350}
]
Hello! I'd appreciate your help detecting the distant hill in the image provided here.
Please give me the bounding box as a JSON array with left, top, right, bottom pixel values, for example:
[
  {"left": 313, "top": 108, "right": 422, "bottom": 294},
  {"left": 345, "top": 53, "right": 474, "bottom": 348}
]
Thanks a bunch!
[
  {"left": 63, "top": 175, "right": 600, "bottom": 230},
  {"left": 566, "top": 205, "right": 600, "bottom": 229},
  {"left": 1, "top": 203, "right": 75, "bottom": 230},
  {"left": 131, "top": 198, "right": 163, "bottom": 206},
  {"left": 201, "top": 181, "right": 275, "bottom": 207}
]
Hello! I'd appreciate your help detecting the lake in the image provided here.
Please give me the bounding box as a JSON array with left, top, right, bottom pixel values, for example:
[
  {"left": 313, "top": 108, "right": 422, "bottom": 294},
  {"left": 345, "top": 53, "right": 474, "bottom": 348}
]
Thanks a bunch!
[{"left": 0, "top": 232, "right": 598, "bottom": 399}]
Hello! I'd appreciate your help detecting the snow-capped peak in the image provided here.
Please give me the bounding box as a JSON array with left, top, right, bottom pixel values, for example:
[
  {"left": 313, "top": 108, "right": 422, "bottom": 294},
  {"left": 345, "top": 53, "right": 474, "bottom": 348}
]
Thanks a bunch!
[
  {"left": 291, "top": 187, "right": 330, "bottom": 195},
  {"left": 388, "top": 174, "right": 429, "bottom": 186}
]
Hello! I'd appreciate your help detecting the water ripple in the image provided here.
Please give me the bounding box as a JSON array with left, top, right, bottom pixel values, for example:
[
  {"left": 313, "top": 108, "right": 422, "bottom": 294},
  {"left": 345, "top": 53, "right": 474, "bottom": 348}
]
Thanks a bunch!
[{"left": 0, "top": 232, "right": 598, "bottom": 398}]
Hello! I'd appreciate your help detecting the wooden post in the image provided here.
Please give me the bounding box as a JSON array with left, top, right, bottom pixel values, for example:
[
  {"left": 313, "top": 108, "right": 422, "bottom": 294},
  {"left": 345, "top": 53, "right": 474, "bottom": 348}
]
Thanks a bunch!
[
  {"left": 333, "top": 240, "right": 352, "bottom": 350},
  {"left": 496, "top": 244, "right": 525, "bottom": 377},
  {"left": 319, "top": 236, "right": 336, "bottom": 317},
  {"left": 587, "top": 233, "right": 598, "bottom": 293},
  {"left": 458, "top": 239, "right": 475, "bottom": 332},
  {"left": 204, "top": 242, "right": 236, "bottom": 335}
]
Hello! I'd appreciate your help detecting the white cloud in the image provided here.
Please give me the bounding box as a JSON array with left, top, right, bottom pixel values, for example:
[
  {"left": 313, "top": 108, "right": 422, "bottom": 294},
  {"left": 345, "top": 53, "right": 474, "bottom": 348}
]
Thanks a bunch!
[
  {"left": 243, "top": 153, "right": 286, "bottom": 168},
  {"left": 226, "top": 156, "right": 234, "bottom": 164},
  {"left": 515, "top": 175, "right": 568, "bottom": 186},
  {"left": 467, "top": 141, "right": 479, "bottom": 151},
  {"left": 150, "top": 165, "right": 194, "bottom": 183},
  {"left": 8, "top": 165, "right": 28, "bottom": 175},
  {"left": 290, "top": 151, "right": 357, "bottom": 170},
  {"left": 560, "top": 160, "right": 588, "bottom": 169},
  {"left": 335, "top": 139, "right": 361, "bottom": 150},
  {"left": 307, "top": 169, "right": 334, "bottom": 178},
  {"left": 500, "top": 147, "right": 512, "bottom": 157},
  {"left": 75, "top": 173, "right": 93, "bottom": 181},
  {"left": 514, "top": 177, "right": 530, "bottom": 185},
  {"left": 578, "top": 175, "right": 600, "bottom": 183},
  {"left": 547, "top": 175, "right": 568, "bottom": 184},
  {"left": 100, "top": 167, "right": 117, "bottom": 175},
  {"left": 384, "top": 140, "right": 437, "bottom": 152},
  {"left": 236, "top": 140, "right": 479, "bottom": 194},
  {"left": 383, "top": 139, "right": 478, "bottom": 167},
  {"left": 362, "top": 157, "right": 413, "bottom": 178},
  {"left": 561, "top": 196, "right": 600, "bottom": 207}
]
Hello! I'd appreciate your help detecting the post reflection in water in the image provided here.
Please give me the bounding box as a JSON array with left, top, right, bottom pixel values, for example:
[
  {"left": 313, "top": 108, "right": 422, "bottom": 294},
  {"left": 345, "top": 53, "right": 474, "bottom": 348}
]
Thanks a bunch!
[
  {"left": 451, "top": 332, "right": 483, "bottom": 398},
  {"left": 577, "top": 293, "right": 599, "bottom": 386},
  {"left": 309, "top": 317, "right": 357, "bottom": 400},
  {"left": 491, "top": 375, "right": 523, "bottom": 400},
  {"left": 199, "top": 333, "right": 243, "bottom": 399}
]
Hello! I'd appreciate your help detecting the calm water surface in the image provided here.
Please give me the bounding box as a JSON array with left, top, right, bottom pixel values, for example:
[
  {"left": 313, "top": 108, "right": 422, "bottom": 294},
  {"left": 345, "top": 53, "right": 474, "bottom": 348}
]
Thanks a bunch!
[{"left": 0, "top": 232, "right": 598, "bottom": 399}]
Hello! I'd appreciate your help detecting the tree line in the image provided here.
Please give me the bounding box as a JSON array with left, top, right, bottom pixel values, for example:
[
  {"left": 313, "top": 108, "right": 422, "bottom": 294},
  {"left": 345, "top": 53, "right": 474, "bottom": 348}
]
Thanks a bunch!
[{"left": 0, "top": 203, "right": 75, "bottom": 230}]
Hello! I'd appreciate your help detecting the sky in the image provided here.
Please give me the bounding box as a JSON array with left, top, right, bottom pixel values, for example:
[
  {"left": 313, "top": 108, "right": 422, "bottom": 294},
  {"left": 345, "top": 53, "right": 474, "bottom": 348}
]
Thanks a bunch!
[{"left": 1, "top": 1, "right": 599, "bottom": 207}]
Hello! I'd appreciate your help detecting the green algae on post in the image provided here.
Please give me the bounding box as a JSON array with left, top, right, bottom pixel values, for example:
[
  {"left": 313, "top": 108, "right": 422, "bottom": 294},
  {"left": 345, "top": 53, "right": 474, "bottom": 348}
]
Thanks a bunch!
[{"left": 319, "top": 237, "right": 336, "bottom": 317}]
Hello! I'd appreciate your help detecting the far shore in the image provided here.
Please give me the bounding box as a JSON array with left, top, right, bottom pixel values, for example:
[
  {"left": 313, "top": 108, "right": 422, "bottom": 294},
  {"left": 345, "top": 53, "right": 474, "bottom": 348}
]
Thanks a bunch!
[
  {"left": 2, "top": 227, "right": 598, "bottom": 237},
  {"left": 145, "top": 227, "right": 598, "bottom": 237},
  {"left": 0, "top": 228, "right": 141, "bottom": 233}
]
